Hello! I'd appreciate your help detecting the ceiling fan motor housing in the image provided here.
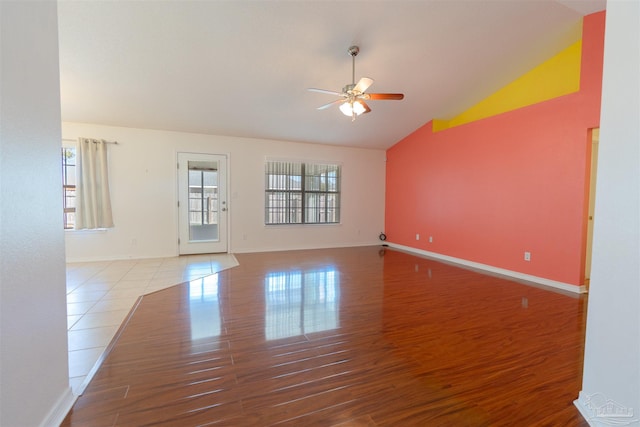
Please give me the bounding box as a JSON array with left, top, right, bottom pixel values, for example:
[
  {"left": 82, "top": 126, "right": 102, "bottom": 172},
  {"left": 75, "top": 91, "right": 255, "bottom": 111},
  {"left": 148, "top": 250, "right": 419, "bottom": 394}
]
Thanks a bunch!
[{"left": 343, "top": 83, "right": 357, "bottom": 94}]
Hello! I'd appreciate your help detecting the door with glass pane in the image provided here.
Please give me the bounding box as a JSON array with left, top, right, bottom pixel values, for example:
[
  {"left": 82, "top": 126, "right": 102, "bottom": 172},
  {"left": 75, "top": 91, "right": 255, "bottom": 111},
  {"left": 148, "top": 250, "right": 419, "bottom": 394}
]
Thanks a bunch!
[{"left": 178, "top": 153, "right": 228, "bottom": 254}]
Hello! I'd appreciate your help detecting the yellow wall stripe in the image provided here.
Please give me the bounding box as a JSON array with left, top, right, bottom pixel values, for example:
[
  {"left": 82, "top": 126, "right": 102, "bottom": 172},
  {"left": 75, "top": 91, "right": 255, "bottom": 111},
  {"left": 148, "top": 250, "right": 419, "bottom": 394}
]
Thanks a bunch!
[{"left": 434, "top": 39, "right": 582, "bottom": 132}]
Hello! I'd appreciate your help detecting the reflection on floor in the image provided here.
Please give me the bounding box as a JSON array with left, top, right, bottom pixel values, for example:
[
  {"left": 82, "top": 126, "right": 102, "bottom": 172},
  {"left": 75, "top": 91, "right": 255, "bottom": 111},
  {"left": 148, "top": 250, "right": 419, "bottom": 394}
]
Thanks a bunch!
[
  {"left": 66, "top": 253, "right": 238, "bottom": 395},
  {"left": 62, "top": 247, "right": 589, "bottom": 426}
]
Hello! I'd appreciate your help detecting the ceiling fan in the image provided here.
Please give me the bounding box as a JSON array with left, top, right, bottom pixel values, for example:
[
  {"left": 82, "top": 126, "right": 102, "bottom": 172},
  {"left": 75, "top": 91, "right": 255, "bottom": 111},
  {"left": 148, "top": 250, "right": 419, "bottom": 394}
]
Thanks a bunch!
[{"left": 308, "top": 45, "right": 404, "bottom": 121}]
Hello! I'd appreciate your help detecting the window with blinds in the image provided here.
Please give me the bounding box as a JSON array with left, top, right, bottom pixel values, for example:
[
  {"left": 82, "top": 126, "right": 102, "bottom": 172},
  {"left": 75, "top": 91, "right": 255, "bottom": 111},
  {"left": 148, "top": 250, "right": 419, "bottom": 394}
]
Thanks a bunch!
[{"left": 265, "top": 161, "right": 341, "bottom": 225}]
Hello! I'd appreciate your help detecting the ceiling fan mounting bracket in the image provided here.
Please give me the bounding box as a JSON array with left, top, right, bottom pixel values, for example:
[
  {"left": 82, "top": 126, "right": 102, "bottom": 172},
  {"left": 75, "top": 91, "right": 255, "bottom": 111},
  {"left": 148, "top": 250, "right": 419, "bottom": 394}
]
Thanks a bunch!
[{"left": 348, "top": 45, "right": 360, "bottom": 57}]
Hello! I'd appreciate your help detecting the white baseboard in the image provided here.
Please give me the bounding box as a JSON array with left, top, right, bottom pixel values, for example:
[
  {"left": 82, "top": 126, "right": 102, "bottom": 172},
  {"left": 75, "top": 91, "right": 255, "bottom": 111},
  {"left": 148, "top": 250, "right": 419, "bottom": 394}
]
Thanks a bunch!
[
  {"left": 232, "top": 241, "right": 380, "bottom": 254},
  {"left": 574, "top": 390, "right": 639, "bottom": 426},
  {"left": 65, "top": 253, "right": 175, "bottom": 263},
  {"left": 386, "top": 243, "right": 586, "bottom": 294},
  {"left": 39, "top": 387, "right": 76, "bottom": 427},
  {"left": 574, "top": 393, "right": 595, "bottom": 426}
]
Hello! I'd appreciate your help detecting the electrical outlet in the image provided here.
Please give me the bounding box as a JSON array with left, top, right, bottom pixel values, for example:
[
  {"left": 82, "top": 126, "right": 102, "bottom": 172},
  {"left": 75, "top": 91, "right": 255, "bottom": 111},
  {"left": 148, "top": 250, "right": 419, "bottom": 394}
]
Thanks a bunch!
[
  {"left": 429, "top": 236, "right": 433, "bottom": 243},
  {"left": 524, "top": 251, "right": 531, "bottom": 261},
  {"left": 416, "top": 233, "right": 420, "bottom": 240}
]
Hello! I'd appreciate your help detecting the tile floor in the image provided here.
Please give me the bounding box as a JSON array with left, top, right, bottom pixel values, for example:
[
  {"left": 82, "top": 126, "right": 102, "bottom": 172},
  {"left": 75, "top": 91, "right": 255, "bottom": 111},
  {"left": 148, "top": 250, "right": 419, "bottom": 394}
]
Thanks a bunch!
[{"left": 66, "top": 253, "right": 238, "bottom": 395}]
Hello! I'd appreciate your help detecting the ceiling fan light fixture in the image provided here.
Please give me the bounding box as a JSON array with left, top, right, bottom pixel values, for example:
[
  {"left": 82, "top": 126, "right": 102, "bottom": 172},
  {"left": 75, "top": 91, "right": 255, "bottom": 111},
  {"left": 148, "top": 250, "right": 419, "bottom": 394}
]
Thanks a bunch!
[
  {"left": 353, "top": 101, "right": 366, "bottom": 115},
  {"left": 339, "top": 100, "right": 366, "bottom": 117}
]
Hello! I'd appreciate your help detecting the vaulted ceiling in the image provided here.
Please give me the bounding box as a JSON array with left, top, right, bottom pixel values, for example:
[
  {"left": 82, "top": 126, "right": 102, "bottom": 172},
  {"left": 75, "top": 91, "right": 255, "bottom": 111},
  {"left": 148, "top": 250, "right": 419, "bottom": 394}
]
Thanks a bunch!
[{"left": 57, "top": 0, "right": 605, "bottom": 150}]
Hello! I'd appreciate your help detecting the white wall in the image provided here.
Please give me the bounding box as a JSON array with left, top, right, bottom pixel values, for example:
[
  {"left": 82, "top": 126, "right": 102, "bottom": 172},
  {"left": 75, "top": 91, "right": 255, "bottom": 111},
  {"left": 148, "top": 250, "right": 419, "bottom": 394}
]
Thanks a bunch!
[
  {"left": 575, "top": 1, "right": 640, "bottom": 424},
  {"left": 0, "top": 1, "right": 74, "bottom": 426},
  {"left": 62, "top": 122, "right": 386, "bottom": 261}
]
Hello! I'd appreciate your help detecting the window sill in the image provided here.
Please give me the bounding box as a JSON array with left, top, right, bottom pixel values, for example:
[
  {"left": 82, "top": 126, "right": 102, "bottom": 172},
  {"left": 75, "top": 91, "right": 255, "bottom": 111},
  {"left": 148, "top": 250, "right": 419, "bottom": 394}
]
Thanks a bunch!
[{"left": 264, "top": 223, "right": 342, "bottom": 228}]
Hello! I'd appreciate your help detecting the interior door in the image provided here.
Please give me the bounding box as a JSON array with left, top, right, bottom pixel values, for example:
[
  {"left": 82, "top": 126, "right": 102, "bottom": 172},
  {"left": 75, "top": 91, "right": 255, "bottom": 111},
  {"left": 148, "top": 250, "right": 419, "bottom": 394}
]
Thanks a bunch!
[{"left": 178, "top": 153, "right": 228, "bottom": 254}]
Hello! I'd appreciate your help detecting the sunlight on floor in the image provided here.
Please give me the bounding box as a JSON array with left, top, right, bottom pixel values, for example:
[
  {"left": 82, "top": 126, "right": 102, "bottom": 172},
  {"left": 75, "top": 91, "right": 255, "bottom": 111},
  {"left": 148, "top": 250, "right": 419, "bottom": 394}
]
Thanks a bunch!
[{"left": 66, "top": 253, "right": 238, "bottom": 395}]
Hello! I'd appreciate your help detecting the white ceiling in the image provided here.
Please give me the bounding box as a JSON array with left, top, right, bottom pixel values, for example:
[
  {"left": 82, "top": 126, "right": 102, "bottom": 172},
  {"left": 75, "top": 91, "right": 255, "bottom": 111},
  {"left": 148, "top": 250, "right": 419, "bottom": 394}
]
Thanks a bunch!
[{"left": 57, "top": 0, "right": 606, "bottom": 150}]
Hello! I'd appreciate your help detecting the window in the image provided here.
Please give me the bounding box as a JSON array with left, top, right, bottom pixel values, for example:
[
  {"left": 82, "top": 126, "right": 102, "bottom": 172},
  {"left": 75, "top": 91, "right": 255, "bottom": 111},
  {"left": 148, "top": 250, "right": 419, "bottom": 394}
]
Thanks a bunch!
[
  {"left": 188, "top": 166, "right": 219, "bottom": 241},
  {"left": 265, "top": 160, "right": 341, "bottom": 224},
  {"left": 188, "top": 168, "right": 219, "bottom": 227},
  {"left": 61, "top": 146, "right": 76, "bottom": 229}
]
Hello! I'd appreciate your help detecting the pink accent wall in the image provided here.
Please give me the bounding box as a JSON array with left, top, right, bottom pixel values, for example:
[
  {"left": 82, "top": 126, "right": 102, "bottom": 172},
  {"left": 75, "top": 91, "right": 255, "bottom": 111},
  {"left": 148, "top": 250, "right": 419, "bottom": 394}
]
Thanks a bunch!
[{"left": 385, "top": 12, "right": 605, "bottom": 287}]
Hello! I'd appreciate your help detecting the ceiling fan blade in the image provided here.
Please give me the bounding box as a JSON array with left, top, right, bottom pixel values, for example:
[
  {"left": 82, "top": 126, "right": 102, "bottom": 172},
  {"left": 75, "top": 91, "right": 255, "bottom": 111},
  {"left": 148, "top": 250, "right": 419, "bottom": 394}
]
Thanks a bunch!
[
  {"left": 360, "top": 101, "right": 371, "bottom": 114},
  {"left": 308, "top": 88, "right": 344, "bottom": 96},
  {"left": 364, "top": 93, "right": 404, "bottom": 100},
  {"left": 317, "top": 99, "right": 344, "bottom": 110},
  {"left": 353, "top": 77, "right": 374, "bottom": 94}
]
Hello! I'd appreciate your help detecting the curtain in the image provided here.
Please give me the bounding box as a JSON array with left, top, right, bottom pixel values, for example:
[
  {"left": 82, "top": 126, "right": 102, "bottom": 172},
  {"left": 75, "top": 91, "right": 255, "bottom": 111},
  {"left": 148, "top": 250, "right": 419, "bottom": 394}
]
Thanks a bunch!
[{"left": 75, "top": 138, "right": 114, "bottom": 229}]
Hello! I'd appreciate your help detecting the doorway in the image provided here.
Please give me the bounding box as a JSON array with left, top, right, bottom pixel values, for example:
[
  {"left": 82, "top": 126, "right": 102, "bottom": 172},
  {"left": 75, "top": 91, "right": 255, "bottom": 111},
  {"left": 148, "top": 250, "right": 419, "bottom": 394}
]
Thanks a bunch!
[
  {"left": 177, "top": 153, "right": 228, "bottom": 254},
  {"left": 584, "top": 128, "right": 599, "bottom": 288}
]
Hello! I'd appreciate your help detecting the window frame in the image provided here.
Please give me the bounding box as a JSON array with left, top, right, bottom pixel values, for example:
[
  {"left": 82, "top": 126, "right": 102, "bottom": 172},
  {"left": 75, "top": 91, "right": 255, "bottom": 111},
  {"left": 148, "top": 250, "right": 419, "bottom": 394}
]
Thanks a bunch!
[
  {"left": 265, "top": 159, "right": 341, "bottom": 225},
  {"left": 61, "top": 144, "right": 77, "bottom": 230}
]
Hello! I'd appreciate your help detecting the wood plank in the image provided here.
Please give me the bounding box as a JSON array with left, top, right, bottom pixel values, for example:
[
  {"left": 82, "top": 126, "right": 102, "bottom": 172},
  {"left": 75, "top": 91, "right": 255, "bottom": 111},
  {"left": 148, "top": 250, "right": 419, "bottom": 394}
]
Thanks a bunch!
[{"left": 61, "top": 246, "right": 588, "bottom": 426}]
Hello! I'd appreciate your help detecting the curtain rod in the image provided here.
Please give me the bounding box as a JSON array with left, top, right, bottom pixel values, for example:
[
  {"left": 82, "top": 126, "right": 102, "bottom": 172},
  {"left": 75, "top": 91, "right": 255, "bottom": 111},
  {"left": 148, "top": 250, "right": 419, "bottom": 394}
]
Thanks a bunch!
[{"left": 62, "top": 138, "right": 119, "bottom": 145}]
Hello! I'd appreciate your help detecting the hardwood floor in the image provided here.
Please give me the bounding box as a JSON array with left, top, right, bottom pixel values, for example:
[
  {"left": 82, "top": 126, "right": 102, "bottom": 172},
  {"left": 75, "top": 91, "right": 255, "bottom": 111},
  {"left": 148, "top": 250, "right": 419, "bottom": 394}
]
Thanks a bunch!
[{"left": 62, "top": 246, "right": 589, "bottom": 426}]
